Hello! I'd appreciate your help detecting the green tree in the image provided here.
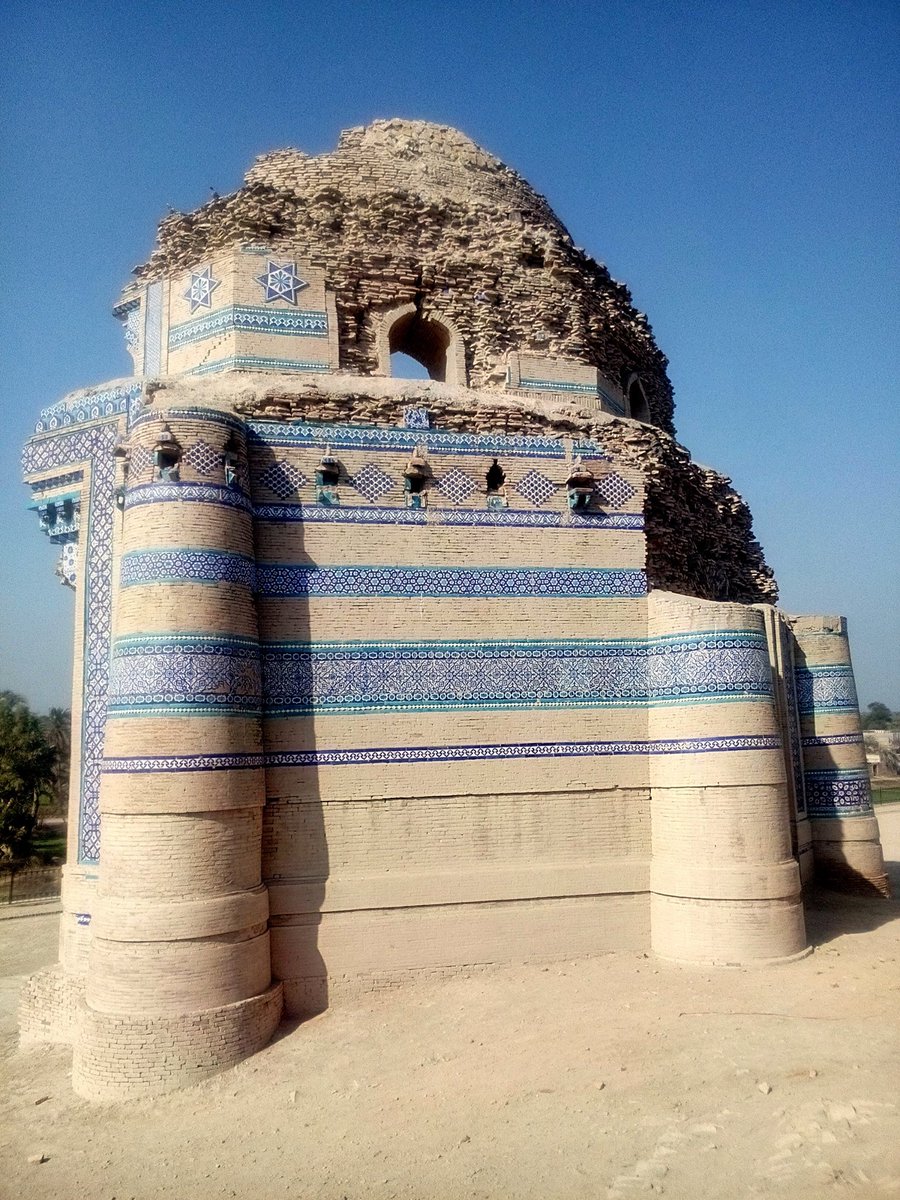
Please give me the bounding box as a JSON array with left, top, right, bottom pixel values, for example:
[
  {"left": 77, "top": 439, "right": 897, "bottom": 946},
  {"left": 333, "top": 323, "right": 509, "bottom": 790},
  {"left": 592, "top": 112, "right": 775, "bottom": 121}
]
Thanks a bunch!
[
  {"left": 41, "top": 706, "right": 71, "bottom": 815},
  {"left": 861, "top": 702, "right": 895, "bottom": 730},
  {"left": 0, "top": 692, "right": 57, "bottom": 861}
]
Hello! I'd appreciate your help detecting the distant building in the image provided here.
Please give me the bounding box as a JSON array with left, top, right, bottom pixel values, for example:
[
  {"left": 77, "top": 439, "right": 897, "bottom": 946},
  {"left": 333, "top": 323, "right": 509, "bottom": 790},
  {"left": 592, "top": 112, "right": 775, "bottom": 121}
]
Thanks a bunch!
[{"left": 865, "top": 730, "right": 900, "bottom": 778}]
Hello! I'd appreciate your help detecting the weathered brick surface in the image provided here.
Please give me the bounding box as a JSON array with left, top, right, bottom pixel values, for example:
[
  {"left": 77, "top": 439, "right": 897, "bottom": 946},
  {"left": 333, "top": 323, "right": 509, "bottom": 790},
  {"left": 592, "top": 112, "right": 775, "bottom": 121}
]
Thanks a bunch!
[
  {"left": 72, "top": 983, "right": 283, "bottom": 1101},
  {"left": 19, "top": 965, "right": 85, "bottom": 1045},
  {"left": 128, "top": 120, "right": 675, "bottom": 430}
]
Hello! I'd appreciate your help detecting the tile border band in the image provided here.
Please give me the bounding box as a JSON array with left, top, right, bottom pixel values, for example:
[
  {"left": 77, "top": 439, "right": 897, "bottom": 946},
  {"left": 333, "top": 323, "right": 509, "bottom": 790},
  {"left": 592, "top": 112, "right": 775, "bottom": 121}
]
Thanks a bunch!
[{"left": 102, "top": 733, "right": 784, "bottom": 772}]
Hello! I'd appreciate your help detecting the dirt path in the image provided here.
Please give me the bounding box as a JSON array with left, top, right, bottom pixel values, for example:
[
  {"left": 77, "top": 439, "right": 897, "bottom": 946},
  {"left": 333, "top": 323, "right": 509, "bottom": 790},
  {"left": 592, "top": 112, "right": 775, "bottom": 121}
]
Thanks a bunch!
[{"left": 1, "top": 810, "right": 899, "bottom": 1200}]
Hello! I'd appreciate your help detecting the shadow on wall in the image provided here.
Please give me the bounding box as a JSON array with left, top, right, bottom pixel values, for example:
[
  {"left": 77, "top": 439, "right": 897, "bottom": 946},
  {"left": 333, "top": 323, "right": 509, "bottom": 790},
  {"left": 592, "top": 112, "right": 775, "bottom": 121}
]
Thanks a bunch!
[
  {"left": 254, "top": 443, "right": 331, "bottom": 1022},
  {"left": 804, "top": 859, "right": 899, "bottom": 948}
]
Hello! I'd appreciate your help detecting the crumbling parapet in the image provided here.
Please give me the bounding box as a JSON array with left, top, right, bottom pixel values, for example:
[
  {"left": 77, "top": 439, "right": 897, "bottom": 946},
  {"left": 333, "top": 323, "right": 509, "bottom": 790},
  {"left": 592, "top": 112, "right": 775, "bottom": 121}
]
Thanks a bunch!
[{"left": 121, "top": 119, "right": 675, "bottom": 430}]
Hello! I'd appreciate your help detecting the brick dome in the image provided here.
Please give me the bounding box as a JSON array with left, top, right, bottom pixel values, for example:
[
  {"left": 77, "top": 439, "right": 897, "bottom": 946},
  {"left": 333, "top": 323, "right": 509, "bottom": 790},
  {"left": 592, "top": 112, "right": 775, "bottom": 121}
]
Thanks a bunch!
[{"left": 128, "top": 119, "right": 674, "bottom": 431}]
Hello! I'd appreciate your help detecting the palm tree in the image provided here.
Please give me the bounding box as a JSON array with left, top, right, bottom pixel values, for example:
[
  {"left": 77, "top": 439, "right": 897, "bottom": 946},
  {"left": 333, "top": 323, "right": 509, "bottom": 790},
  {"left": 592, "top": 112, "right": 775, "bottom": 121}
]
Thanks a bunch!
[{"left": 42, "top": 707, "right": 71, "bottom": 815}]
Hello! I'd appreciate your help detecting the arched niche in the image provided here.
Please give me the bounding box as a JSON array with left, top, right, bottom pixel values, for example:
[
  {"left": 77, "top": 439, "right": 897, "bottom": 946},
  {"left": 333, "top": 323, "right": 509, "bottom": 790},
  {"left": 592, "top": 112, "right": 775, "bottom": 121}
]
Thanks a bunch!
[
  {"left": 375, "top": 303, "right": 466, "bottom": 387},
  {"left": 625, "top": 374, "right": 651, "bottom": 423}
]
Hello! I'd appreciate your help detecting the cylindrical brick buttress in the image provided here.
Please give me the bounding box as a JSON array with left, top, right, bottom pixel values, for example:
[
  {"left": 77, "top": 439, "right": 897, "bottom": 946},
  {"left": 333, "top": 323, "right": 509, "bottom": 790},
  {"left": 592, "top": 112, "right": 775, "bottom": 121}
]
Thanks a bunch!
[
  {"left": 648, "top": 592, "right": 808, "bottom": 964},
  {"left": 73, "top": 407, "right": 282, "bottom": 1100},
  {"left": 789, "top": 615, "right": 889, "bottom": 895}
]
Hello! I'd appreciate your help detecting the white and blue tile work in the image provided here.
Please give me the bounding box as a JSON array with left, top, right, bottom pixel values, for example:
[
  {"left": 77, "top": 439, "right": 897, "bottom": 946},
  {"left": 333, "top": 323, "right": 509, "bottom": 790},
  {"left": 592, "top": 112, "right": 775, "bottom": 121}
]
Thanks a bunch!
[
  {"left": 182, "top": 265, "right": 221, "bottom": 313},
  {"left": 255, "top": 260, "right": 308, "bottom": 304},
  {"left": 188, "top": 354, "right": 331, "bottom": 376},
  {"left": 168, "top": 305, "right": 328, "bottom": 351},
  {"left": 143, "top": 281, "right": 164, "bottom": 376},
  {"left": 253, "top": 503, "right": 644, "bottom": 531},
  {"left": 263, "top": 732, "right": 783, "bottom": 768},
  {"left": 403, "top": 407, "right": 430, "bottom": 429},
  {"left": 795, "top": 664, "right": 859, "bottom": 714},
  {"left": 803, "top": 768, "right": 873, "bottom": 818},
  {"left": 103, "top": 733, "right": 783, "bottom": 774},
  {"left": 259, "top": 631, "right": 772, "bottom": 716},
  {"left": 108, "top": 634, "right": 262, "bottom": 717},
  {"left": 249, "top": 418, "right": 604, "bottom": 461},
  {"left": 33, "top": 382, "right": 142, "bottom": 434},
  {"left": 792, "top": 650, "right": 875, "bottom": 821},
  {"left": 119, "top": 552, "right": 646, "bottom": 597},
  {"left": 22, "top": 400, "right": 857, "bottom": 872},
  {"left": 120, "top": 548, "right": 257, "bottom": 589},
  {"left": 23, "top": 416, "right": 121, "bottom": 864},
  {"left": 254, "top": 563, "right": 647, "bottom": 599},
  {"left": 123, "top": 481, "right": 254, "bottom": 513}
]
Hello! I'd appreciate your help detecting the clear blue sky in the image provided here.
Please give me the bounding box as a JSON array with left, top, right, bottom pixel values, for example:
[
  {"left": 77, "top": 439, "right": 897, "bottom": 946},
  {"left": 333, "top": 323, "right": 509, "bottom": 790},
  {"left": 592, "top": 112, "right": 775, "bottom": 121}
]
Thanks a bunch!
[{"left": 1, "top": 0, "right": 897, "bottom": 713}]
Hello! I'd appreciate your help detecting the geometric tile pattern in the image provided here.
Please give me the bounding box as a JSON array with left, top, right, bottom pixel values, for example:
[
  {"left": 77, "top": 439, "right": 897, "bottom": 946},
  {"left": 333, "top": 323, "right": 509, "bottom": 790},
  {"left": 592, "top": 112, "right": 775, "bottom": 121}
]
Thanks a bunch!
[
  {"left": 255, "top": 564, "right": 648, "bottom": 599},
  {"left": 646, "top": 632, "right": 772, "bottom": 702},
  {"left": 123, "top": 481, "right": 253, "bottom": 513},
  {"left": 254, "top": 503, "right": 428, "bottom": 526},
  {"left": 351, "top": 463, "right": 394, "bottom": 503},
  {"left": 249, "top": 419, "right": 595, "bottom": 461},
  {"left": 261, "top": 632, "right": 773, "bottom": 715},
  {"left": 102, "top": 752, "right": 267, "bottom": 774},
  {"left": 514, "top": 469, "right": 557, "bottom": 506},
  {"left": 22, "top": 418, "right": 121, "bottom": 864},
  {"left": 779, "top": 622, "right": 806, "bottom": 813},
  {"left": 799, "top": 733, "right": 864, "bottom": 748},
  {"left": 128, "top": 444, "right": 152, "bottom": 477},
  {"left": 108, "top": 634, "right": 262, "bottom": 717},
  {"left": 102, "top": 734, "right": 784, "bottom": 773},
  {"left": 183, "top": 439, "right": 221, "bottom": 476},
  {"left": 189, "top": 354, "right": 330, "bottom": 377},
  {"left": 435, "top": 466, "right": 477, "bottom": 505},
  {"left": 144, "top": 281, "right": 163, "bottom": 376},
  {"left": 123, "top": 305, "right": 142, "bottom": 351},
  {"left": 33, "top": 382, "right": 141, "bottom": 435},
  {"left": 794, "top": 665, "right": 858, "bottom": 714},
  {"left": 255, "top": 260, "right": 308, "bottom": 305},
  {"left": 182, "top": 265, "right": 221, "bottom": 313},
  {"left": 168, "top": 305, "right": 328, "bottom": 350},
  {"left": 803, "top": 768, "right": 873, "bottom": 818},
  {"left": 132, "top": 490, "right": 643, "bottom": 530},
  {"left": 57, "top": 542, "right": 78, "bottom": 590},
  {"left": 595, "top": 471, "right": 636, "bottom": 508},
  {"left": 257, "top": 460, "right": 307, "bottom": 498},
  {"left": 263, "top": 733, "right": 784, "bottom": 768},
  {"left": 120, "top": 549, "right": 256, "bottom": 589},
  {"left": 517, "top": 377, "right": 605, "bottom": 396},
  {"left": 403, "top": 407, "right": 430, "bottom": 429}
]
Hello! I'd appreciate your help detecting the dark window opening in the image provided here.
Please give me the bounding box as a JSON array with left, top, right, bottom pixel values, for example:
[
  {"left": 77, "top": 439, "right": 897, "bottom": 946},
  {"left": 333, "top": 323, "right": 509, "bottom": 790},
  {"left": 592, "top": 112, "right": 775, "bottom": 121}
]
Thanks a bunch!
[
  {"left": 389, "top": 313, "right": 452, "bottom": 382},
  {"left": 628, "top": 378, "right": 651, "bottom": 423},
  {"left": 486, "top": 459, "right": 506, "bottom": 492}
]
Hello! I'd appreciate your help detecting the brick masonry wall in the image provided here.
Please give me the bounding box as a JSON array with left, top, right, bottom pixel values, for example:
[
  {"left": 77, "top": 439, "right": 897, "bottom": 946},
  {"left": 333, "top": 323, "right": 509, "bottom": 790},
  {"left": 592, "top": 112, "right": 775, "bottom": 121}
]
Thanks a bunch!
[
  {"left": 789, "top": 615, "right": 889, "bottom": 895},
  {"left": 224, "top": 379, "right": 776, "bottom": 605},
  {"left": 125, "top": 120, "right": 675, "bottom": 430},
  {"left": 72, "top": 409, "right": 282, "bottom": 1098},
  {"left": 19, "top": 965, "right": 86, "bottom": 1045},
  {"left": 19, "top": 377, "right": 887, "bottom": 1100},
  {"left": 73, "top": 983, "right": 282, "bottom": 1101},
  {"left": 648, "top": 592, "right": 808, "bottom": 964}
]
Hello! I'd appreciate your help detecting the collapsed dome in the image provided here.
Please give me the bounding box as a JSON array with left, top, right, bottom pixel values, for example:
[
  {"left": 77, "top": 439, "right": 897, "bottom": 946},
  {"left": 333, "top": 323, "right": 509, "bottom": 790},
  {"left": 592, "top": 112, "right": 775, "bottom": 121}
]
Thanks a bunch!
[{"left": 120, "top": 119, "right": 674, "bottom": 431}]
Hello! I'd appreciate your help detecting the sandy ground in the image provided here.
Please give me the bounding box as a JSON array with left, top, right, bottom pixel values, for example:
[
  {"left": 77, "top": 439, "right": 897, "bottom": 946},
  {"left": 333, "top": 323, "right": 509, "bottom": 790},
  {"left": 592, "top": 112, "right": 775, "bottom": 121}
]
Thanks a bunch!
[{"left": 1, "top": 810, "right": 899, "bottom": 1200}]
